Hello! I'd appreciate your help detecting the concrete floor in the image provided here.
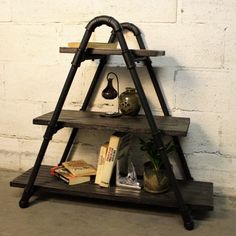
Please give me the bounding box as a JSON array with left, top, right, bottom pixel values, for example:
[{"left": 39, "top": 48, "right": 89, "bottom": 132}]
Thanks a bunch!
[{"left": 1, "top": 169, "right": 236, "bottom": 236}]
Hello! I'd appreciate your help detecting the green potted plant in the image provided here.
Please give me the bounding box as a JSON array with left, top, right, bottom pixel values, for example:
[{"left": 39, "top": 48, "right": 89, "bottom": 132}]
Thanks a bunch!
[{"left": 139, "top": 137, "right": 175, "bottom": 193}]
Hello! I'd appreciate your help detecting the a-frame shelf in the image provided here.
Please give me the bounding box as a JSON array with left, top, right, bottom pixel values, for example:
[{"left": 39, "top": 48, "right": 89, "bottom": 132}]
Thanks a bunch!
[{"left": 10, "top": 16, "right": 213, "bottom": 230}]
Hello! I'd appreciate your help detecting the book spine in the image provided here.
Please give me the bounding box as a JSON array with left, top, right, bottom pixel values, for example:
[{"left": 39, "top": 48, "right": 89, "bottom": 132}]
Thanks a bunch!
[
  {"left": 95, "top": 144, "right": 108, "bottom": 185},
  {"left": 100, "top": 147, "right": 117, "bottom": 187},
  {"left": 54, "top": 173, "right": 69, "bottom": 184}
]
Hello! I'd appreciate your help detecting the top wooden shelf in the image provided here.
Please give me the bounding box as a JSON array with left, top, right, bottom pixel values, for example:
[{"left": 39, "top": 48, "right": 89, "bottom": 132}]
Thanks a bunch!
[
  {"left": 33, "top": 110, "right": 190, "bottom": 137},
  {"left": 59, "top": 47, "right": 165, "bottom": 58}
]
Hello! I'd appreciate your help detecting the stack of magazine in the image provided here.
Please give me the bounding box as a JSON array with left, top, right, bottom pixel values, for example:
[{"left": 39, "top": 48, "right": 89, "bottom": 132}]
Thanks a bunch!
[{"left": 50, "top": 160, "right": 96, "bottom": 185}]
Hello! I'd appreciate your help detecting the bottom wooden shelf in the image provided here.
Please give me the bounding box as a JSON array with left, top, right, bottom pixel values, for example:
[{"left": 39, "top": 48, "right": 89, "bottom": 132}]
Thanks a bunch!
[{"left": 10, "top": 165, "right": 213, "bottom": 211}]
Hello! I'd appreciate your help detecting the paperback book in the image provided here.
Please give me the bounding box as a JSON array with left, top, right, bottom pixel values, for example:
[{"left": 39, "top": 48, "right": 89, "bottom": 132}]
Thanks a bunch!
[
  {"left": 62, "top": 160, "right": 96, "bottom": 177},
  {"left": 51, "top": 166, "right": 90, "bottom": 185}
]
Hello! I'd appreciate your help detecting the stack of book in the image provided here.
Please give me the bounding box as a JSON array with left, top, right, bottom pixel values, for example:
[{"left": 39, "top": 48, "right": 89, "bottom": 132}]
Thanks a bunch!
[
  {"left": 95, "top": 131, "right": 136, "bottom": 188},
  {"left": 51, "top": 160, "right": 96, "bottom": 185}
]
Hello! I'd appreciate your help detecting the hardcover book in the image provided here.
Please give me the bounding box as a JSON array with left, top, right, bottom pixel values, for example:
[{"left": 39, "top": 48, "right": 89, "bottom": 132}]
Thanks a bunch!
[
  {"left": 99, "top": 132, "right": 132, "bottom": 188},
  {"left": 95, "top": 142, "right": 109, "bottom": 185}
]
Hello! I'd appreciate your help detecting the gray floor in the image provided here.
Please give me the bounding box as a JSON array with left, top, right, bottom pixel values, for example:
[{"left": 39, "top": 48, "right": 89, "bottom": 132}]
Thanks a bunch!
[{"left": 1, "top": 169, "right": 236, "bottom": 236}]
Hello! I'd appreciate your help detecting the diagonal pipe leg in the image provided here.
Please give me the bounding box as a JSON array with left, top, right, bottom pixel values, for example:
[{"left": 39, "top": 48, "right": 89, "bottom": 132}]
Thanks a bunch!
[
  {"left": 121, "top": 22, "right": 193, "bottom": 181},
  {"left": 19, "top": 31, "right": 92, "bottom": 208},
  {"left": 58, "top": 31, "right": 118, "bottom": 165},
  {"left": 115, "top": 28, "right": 194, "bottom": 230}
]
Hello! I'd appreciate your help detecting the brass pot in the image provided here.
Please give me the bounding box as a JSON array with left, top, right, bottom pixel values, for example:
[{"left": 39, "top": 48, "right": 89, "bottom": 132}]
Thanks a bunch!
[{"left": 143, "top": 161, "right": 169, "bottom": 193}]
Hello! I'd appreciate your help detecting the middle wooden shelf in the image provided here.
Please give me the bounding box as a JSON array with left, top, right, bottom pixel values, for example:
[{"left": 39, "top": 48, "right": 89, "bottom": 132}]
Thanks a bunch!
[{"left": 33, "top": 110, "right": 190, "bottom": 136}]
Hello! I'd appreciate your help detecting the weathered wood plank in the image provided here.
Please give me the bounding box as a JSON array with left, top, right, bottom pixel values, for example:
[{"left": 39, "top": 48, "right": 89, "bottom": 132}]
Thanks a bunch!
[
  {"left": 33, "top": 110, "right": 190, "bottom": 136},
  {"left": 10, "top": 165, "right": 213, "bottom": 211},
  {"left": 59, "top": 47, "right": 165, "bottom": 57}
]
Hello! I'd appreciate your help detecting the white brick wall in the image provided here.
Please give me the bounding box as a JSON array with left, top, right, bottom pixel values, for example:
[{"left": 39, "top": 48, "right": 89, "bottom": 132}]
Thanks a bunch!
[
  {"left": 174, "top": 70, "right": 231, "bottom": 112},
  {"left": 137, "top": 23, "right": 225, "bottom": 68},
  {"left": 12, "top": 0, "right": 177, "bottom": 24},
  {"left": 0, "top": 0, "right": 236, "bottom": 197},
  {"left": 0, "top": 24, "right": 61, "bottom": 64},
  {"left": 181, "top": 0, "right": 236, "bottom": 24},
  {"left": 0, "top": 0, "right": 11, "bottom": 22},
  {"left": 0, "top": 64, "right": 4, "bottom": 98},
  {"left": 224, "top": 26, "right": 236, "bottom": 69}
]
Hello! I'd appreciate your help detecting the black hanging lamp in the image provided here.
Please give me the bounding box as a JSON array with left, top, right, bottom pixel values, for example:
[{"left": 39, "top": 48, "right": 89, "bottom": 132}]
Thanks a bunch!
[
  {"left": 102, "top": 72, "right": 119, "bottom": 99},
  {"left": 101, "top": 72, "right": 121, "bottom": 117}
]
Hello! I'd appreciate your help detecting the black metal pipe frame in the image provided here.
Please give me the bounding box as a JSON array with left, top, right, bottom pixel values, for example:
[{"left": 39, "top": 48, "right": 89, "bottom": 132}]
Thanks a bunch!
[{"left": 19, "top": 15, "right": 193, "bottom": 229}]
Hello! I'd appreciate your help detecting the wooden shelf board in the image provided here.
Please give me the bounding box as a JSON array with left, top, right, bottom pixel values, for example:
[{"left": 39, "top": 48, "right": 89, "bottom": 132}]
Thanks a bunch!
[
  {"left": 59, "top": 47, "right": 165, "bottom": 57},
  {"left": 10, "top": 165, "right": 213, "bottom": 211},
  {"left": 33, "top": 110, "right": 190, "bottom": 136}
]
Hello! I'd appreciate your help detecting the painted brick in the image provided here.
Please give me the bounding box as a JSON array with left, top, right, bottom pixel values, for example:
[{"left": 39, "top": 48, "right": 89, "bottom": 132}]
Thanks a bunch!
[
  {"left": 21, "top": 140, "right": 65, "bottom": 169},
  {"left": 4, "top": 63, "right": 73, "bottom": 103},
  {"left": 0, "top": 24, "right": 61, "bottom": 64},
  {"left": 0, "top": 137, "right": 20, "bottom": 170},
  {"left": 182, "top": 0, "right": 236, "bottom": 24},
  {"left": 224, "top": 27, "right": 236, "bottom": 69},
  {"left": 190, "top": 167, "right": 236, "bottom": 192},
  {"left": 18, "top": 139, "right": 41, "bottom": 170},
  {"left": 188, "top": 153, "right": 236, "bottom": 194},
  {"left": 136, "top": 23, "right": 224, "bottom": 68},
  {"left": 219, "top": 112, "right": 236, "bottom": 157},
  {"left": 229, "top": 70, "right": 236, "bottom": 112},
  {"left": 12, "top": 0, "right": 177, "bottom": 24},
  {"left": 0, "top": 64, "right": 4, "bottom": 99},
  {"left": 60, "top": 24, "right": 98, "bottom": 46},
  {"left": 41, "top": 102, "right": 82, "bottom": 118},
  {"left": 0, "top": 0, "right": 11, "bottom": 22},
  {"left": 173, "top": 110, "right": 221, "bottom": 154},
  {"left": 0, "top": 101, "right": 43, "bottom": 138},
  {"left": 19, "top": 138, "right": 68, "bottom": 169},
  {"left": 96, "top": 0, "right": 177, "bottom": 23},
  {"left": 18, "top": 138, "right": 72, "bottom": 170},
  {"left": 174, "top": 70, "right": 231, "bottom": 112},
  {"left": 187, "top": 153, "right": 236, "bottom": 172},
  {"left": 12, "top": 0, "right": 97, "bottom": 24}
]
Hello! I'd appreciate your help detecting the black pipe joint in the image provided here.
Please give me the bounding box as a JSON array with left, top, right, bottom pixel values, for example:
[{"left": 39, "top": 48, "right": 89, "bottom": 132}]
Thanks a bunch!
[
  {"left": 86, "top": 15, "right": 122, "bottom": 32},
  {"left": 121, "top": 22, "right": 141, "bottom": 36}
]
